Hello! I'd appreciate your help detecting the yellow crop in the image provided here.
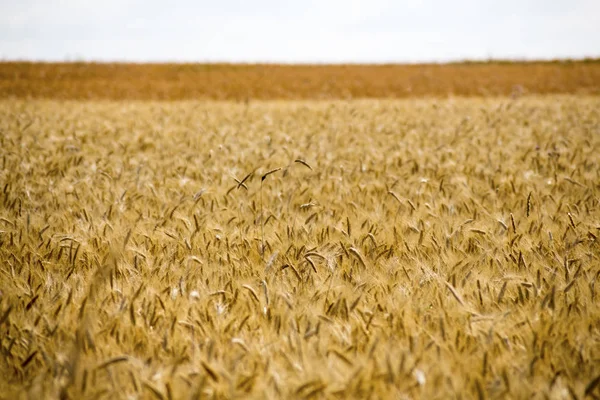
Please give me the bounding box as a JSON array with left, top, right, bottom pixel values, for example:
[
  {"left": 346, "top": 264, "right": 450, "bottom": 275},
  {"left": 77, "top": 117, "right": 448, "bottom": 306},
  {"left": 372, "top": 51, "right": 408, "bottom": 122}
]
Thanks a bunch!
[{"left": 1, "top": 95, "right": 599, "bottom": 399}]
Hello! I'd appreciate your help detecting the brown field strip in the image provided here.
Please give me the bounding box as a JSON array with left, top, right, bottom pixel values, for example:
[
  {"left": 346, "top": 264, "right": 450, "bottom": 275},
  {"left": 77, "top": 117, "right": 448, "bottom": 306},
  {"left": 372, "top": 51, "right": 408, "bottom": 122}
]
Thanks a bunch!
[{"left": 1, "top": 60, "right": 599, "bottom": 100}]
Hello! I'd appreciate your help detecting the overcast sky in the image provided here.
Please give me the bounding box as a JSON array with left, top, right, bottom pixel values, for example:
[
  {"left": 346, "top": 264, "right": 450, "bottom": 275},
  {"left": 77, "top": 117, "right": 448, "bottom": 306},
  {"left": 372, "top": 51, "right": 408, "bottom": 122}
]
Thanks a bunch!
[{"left": 1, "top": 0, "right": 599, "bottom": 63}]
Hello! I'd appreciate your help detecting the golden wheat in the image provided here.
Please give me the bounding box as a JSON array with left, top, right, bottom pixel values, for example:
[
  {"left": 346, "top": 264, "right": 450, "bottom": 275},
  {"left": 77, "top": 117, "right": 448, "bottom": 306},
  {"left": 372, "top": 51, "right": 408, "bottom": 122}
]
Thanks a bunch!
[
  {"left": 0, "top": 96, "right": 599, "bottom": 399},
  {"left": 1, "top": 61, "right": 600, "bottom": 100}
]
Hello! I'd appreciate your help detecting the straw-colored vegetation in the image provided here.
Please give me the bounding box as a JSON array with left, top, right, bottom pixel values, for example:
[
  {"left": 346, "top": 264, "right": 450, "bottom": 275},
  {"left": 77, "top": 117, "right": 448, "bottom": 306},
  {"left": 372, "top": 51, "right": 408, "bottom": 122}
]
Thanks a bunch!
[
  {"left": 1, "top": 60, "right": 600, "bottom": 100},
  {"left": 1, "top": 96, "right": 600, "bottom": 399}
]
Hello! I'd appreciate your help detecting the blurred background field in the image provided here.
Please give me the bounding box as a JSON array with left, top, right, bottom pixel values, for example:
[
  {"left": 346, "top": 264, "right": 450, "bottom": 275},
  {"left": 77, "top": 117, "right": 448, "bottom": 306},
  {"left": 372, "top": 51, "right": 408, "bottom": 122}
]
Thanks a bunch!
[{"left": 1, "top": 60, "right": 599, "bottom": 100}]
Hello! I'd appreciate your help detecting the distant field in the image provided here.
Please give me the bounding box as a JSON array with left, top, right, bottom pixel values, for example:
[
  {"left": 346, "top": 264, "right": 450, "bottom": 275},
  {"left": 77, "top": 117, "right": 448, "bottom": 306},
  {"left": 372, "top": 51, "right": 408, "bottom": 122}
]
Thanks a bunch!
[
  {"left": 1, "top": 96, "right": 599, "bottom": 399},
  {"left": 1, "top": 60, "right": 599, "bottom": 100}
]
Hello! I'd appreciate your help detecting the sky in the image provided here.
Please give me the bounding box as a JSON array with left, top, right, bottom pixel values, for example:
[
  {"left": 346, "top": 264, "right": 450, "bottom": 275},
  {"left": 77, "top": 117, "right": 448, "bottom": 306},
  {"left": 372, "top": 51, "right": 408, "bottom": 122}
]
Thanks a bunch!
[{"left": 1, "top": 0, "right": 599, "bottom": 63}]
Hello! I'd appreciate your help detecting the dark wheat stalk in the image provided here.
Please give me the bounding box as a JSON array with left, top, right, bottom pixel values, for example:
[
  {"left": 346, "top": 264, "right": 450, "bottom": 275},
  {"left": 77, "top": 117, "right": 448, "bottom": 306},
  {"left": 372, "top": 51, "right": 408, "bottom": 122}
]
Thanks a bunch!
[{"left": 260, "top": 168, "right": 281, "bottom": 260}]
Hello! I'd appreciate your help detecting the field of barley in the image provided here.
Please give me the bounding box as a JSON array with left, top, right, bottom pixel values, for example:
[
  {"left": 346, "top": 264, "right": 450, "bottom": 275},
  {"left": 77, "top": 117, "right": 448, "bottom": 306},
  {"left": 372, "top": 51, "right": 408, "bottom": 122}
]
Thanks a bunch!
[{"left": 1, "top": 62, "right": 600, "bottom": 400}]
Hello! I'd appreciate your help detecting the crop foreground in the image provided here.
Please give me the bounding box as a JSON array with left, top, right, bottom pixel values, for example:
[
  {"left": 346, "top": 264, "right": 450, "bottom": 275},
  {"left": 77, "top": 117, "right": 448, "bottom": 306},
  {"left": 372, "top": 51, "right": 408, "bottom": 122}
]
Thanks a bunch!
[{"left": 1, "top": 96, "right": 600, "bottom": 399}]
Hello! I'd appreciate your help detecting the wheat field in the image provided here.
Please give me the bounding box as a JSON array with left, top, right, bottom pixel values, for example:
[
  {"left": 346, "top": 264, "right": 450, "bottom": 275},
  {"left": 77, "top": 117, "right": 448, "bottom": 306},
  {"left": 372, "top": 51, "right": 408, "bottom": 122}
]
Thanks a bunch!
[
  {"left": 1, "top": 95, "right": 600, "bottom": 399},
  {"left": 2, "top": 61, "right": 600, "bottom": 100}
]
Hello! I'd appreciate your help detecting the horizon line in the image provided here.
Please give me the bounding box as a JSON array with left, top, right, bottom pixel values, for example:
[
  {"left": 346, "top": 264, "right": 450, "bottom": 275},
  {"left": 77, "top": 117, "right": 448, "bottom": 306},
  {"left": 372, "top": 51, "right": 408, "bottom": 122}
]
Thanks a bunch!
[{"left": 2, "top": 55, "right": 600, "bottom": 66}]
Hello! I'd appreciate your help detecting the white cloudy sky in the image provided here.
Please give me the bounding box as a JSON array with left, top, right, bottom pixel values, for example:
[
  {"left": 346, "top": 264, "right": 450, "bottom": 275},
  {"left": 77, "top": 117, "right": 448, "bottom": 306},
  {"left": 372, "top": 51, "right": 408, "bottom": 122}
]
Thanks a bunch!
[{"left": 1, "top": 0, "right": 599, "bottom": 63}]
